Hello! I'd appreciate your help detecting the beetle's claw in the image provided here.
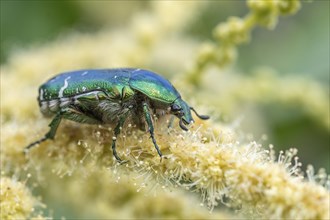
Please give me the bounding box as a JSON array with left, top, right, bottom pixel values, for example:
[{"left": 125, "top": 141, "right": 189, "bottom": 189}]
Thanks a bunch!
[
  {"left": 179, "top": 118, "right": 188, "bottom": 131},
  {"left": 159, "top": 155, "right": 168, "bottom": 162},
  {"left": 118, "top": 159, "right": 129, "bottom": 165},
  {"left": 23, "top": 148, "right": 29, "bottom": 155}
]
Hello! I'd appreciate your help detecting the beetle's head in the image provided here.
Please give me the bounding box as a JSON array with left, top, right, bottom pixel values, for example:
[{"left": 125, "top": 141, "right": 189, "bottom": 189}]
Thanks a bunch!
[{"left": 171, "top": 99, "right": 209, "bottom": 131}]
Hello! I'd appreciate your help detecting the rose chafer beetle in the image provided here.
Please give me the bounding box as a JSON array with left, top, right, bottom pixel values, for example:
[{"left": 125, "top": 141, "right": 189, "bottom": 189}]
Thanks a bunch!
[{"left": 25, "top": 68, "right": 209, "bottom": 162}]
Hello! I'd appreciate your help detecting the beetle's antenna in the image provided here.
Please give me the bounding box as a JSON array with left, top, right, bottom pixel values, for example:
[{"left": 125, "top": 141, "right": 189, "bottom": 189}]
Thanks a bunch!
[
  {"left": 179, "top": 118, "right": 188, "bottom": 131},
  {"left": 190, "top": 107, "right": 210, "bottom": 120}
]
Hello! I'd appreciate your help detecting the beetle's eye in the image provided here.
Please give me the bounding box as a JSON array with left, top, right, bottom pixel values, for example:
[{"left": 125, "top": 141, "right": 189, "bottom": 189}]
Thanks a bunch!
[{"left": 171, "top": 104, "right": 181, "bottom": 112}]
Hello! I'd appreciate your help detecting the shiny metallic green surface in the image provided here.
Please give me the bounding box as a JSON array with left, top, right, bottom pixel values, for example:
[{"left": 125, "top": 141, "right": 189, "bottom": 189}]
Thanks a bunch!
[
  {"left": 39, "top": 69, "right": 132, "bottom": 101},
  {"left": 39, "top": 68, "right": 180, "bottom": 104},
  {"left": 27, "top": 68, "right": 209, "bottom": 162},
  {"left": 130, "top": 70, "right": 180, "bottom": 104}
]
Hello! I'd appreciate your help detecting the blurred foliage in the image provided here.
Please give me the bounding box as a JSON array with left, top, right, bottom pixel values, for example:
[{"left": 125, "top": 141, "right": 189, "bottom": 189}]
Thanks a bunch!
[
  {"left": 1, "top": 1, "right": 79, "bottom": 62},
  {"left": 2, "top": 1, "right": 328, "bottom": 80},
  {"left": 237, "top": 1, "right": 329, "bottom": 82},
  {"left": 0, "top": 1, "right": 146, "bottom": 63}
]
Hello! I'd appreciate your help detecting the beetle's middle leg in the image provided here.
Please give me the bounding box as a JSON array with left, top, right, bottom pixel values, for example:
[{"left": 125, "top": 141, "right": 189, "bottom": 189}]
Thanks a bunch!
[
  {"left": 111, "top": 111, "right": 130, "bottom": 162},
  {"left": 142, "top": 102, "right": 163, "bottom": 158}
]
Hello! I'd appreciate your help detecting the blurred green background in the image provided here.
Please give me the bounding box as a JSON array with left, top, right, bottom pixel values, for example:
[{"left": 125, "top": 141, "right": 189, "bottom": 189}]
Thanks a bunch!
[{"left": 1, "top": 1, "right": 329, "bottom": 170}]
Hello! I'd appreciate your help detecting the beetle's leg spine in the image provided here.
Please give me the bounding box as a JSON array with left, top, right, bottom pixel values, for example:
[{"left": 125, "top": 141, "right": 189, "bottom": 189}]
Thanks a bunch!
[
  {"left": 179, "top": 117, "right": 188, "bottom": 131},
  {"left": 24, "top": 137, "right": 48, "bottom": 153},
  {"left": 143, "top": 102, "right": 163, "bottom": 158}
]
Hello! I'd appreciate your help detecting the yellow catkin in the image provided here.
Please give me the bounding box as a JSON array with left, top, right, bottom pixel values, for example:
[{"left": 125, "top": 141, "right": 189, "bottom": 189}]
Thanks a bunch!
[
  {"left": 2, "top": 113, "right": 328, "bottom": 218},
  {"left": 120, "top": 127, "right": 329, "bottom": 219},
  {"left": 188, "top": 0, "right": 302, "bottom": 85},
  {"left": 0, "top": 177, "right": 45, "bottom": 220}
]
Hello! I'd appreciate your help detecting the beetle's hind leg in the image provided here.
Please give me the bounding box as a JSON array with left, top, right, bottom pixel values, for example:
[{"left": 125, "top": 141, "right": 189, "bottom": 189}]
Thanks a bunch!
[
  {"left": 142, "top": 102, "right": 163, "bottom": 159},
  {"left": 24, "top": 106, "right": 99, "bottom": 153},
  {"left": 24, "top": 112, "right": 62, "bottom": 153}
]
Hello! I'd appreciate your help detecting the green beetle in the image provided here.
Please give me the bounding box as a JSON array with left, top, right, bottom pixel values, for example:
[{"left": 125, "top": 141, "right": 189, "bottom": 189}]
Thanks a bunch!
[{"left": 25, "top": 68, "right": 209, "bottom": 162}]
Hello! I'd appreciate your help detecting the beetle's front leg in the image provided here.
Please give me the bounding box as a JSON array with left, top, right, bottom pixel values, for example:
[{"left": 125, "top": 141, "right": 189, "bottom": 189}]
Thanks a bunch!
[{"left": 142, "top": 102, "right": 163, "bottom": 158}]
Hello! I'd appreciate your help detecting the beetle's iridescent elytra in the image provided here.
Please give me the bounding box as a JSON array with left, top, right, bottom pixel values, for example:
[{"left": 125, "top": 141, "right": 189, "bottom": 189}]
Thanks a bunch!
[{"left": 25, "top": 68, "right": 209, "bottom": 162}]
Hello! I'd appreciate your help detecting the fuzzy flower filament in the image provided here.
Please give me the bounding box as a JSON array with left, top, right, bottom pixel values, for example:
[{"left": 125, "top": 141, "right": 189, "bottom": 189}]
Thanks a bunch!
[{"left": 127, "top": 128, "right": 329, "bottom": 219}]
